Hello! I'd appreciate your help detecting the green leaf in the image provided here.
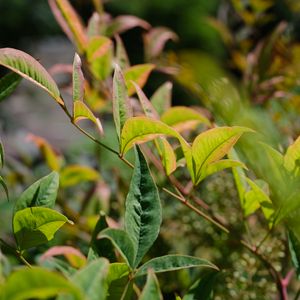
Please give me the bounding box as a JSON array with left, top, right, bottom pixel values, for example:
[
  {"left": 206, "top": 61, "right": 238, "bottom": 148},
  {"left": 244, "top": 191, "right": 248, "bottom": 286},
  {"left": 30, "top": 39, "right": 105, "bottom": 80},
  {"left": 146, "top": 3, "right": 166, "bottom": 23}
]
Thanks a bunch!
[
  {"left": 192, "top": 126, "right": 253, "bottom": 184},
  {"left": 98, "top": 228, "right": 135, "bottom": 269},
  {"left": 14, "top": 171, "right": 59, "bottom": 213},
  {"left": 72, "top": 53, "right": 84, "bottom": 102},
  {"left": 60, "top": 165, "right": 100, "bottom": 188},
  {"left": 87, "top": 36, "right": 113, "bottom": 81},
  {"left": 112, "top": 64, "right": 132, "bottom": 140},
  {"left": 0, "top": 48, "right": 63, "bottom": 105},
  {"left": 13, "top": 207, "right": 69, "bottom": 250},
  {"left": 90, "top": 213, "right": 117, "bottom": 262},
  {"left": 1, "top": 267, "right": 82, "bottom": 300},
  {"left": 161, "top": 106, "right": 210, "bottom": 131},
  {"left": 105, "top": 263, "right": 130, "bottom": 300},
  {"left": 284, "top": 135, "right": 300, "bottom": 172},
  {"left": 124, "top": 64, "right": 154, "bottom": 96},
  {"left": 73, "top": 100, "right": 103, "bottom": 135},
  {"left": 135, "top": 255, "right": 218, "bottom": 277},
  {"left": 183, "top": 271, "right": 219, "bottom": 300},
  {"left": 197, "top": 159, "right": 246, "bottom": 185},
  {"left": 151, "top": 82, "right": 172, "bottom": 116},
  {"left": 0, "top": 72, "right": 22, "bottom": 102},
  {"left": 245, "top": 178, "right": 275, "bottom": 225},
  {"left": 49, "top": 0, "right": 87, "bottom": 54},
  {"left": 0, "top": 175, "right": 9, "bottom": 201},
  {"left": 288, "top": 230, "right": 300, "bottom": 279},
  {"left": 139, "top": 269, "right": 163, "bottom": 300},
  {"left": 69, "top": 258, "right": 109, "bottom": 300},
  {"left": 125, "top": 147, "right": 162, "bottom": 268}
]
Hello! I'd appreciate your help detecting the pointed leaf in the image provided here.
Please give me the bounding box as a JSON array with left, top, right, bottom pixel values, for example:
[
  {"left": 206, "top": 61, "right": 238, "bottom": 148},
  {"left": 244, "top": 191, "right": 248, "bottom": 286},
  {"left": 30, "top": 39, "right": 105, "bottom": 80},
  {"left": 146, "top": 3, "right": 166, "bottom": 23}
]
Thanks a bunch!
[
  {"left": 106, "top": 15, "right": 150, "bottom": 36},
  {"left": 192, "top": 126, "right": 253, "bottom": 184},
  {"left": 87, "top": 36, "right": 113, "bottom": 80},
  {"left": 144, "top": 27, "right": 178, "bottom": 59},
  {"left": 73, "top": 101, "right": 103, "bottom": 135},
  {"left": 1, "top": 267, "right": 82, "bottom": 300},
  {"left": 161, "top": 106, "right": 210, "bottom": 132},
  {"left": 0, "top": 72, "right": 22, "bottom": 102},
  {"left": 105, "top": 263, "right": 130, "bottom": 300},
  {"left": 139, "top": 270, "right": 163, "bottom": 300},
  {"left": 60, "top": 165, "right": 99, "bottom": 188},
  {"left": 69, "top": 258, "right": 109, "bottom": 300},
  {"left": 49, "top": 0, "right": 87, "bottom": 53},
  {"left": 14, "top": 171, "right": 59, "bottom": 213},
  {"left": 90, "top": 213, "right": 117, "bottom": 262},
  {"left": 72, "top": 53, "right": 84, "bottom": 102},
  {"left": 183, "top": 271, "right": 219, "bottom": 300},
  {"left": 151, "top": 82, "right": 172, "bottom": 116},
  {"left": 124, "top": 64, "right": 154, "bottom": 96},
  {"left": 0, "top": 175, "right": 9, "bottom": 201},
  {"left": 135, "top": 255, "right": 218, "bottom": 277},
  {"left": 245, "top": 178, "right": 275, "bottom": 225},
  {"left": 98, "top": 228, "right": 135, "bottom": 269},
  {"left": 0, "top": 48, "right": 63, "bottom": 105},
  {"left": 125, "top": 147, "right": 162, "bottom": 268},
  {"left": 112, "top": 65, "right": 132, "bottom": 139},
  {"left": 115, "top": 35, "right": 130, "bottom": 69},
  {"left": 155, "top": 137, "right": 177, "bottom": 175},
  {"left": 87, "top": 12, "right": 101, "bottom": 38},
  {"left": 288, "top": 230, "right": 300, "bottom": 279},
  {"left": 284, "top": 135, "right": 300, "bottom": 172},
  {"left": 13, "top": 207, "right": 69, "bottom": 250},
  {"left": 197, "top": 159, "right": 246, "bottom": 184}
]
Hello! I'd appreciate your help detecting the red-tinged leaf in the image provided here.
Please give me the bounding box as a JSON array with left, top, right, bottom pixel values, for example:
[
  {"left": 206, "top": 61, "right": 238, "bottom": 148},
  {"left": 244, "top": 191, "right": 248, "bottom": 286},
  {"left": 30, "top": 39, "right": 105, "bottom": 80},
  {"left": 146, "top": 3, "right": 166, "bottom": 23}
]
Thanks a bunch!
[
  {"left": 73, "top": 100, "right": 104, "bottom": 135},
  {"left": 0, "top": 48, "right": 64, "bottom": 105},
  {"left": 106, "top": 15, "right": 150, "bottom": 36},
  {"left": 115, "top": 35, "right": 130, "bottom": 69},
  {"left": 73, "top": 53, "right": 85, "bottom": 102},
  {"left": 49, "top": 0, "right": 88, "bottom": 53},
  {"left": 144, "top": 27, "right": 178, "bottom": 59},
  {"left": 124, "top": 64, "right": 155, "bottom": 96},
  {"left": 112, "top": 64, "right": 132, "bottom": 140},
  {"left": 132, "top": 81, "right": 159, "bottom": 120},
  {"left": 27, "top": 134, "right": 62, "bottom": 171},
  {"left": 87, "top": 12, "right": 101, "bottom": 38},
  {"left": 40, "top": 246, "right": 87, "bottom": 268},
  {"left": 87, "top": 36, "right": 113, "bottom": 80}
]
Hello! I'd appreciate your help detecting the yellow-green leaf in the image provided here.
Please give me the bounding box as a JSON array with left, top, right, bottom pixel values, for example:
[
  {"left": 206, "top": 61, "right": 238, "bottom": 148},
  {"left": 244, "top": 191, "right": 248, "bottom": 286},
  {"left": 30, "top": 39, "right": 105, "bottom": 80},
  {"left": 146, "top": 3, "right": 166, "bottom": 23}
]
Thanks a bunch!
[
  {"left": 124, "top": 64, "right": 154, "bottom": 96},
  {"left": 60, "top": 165, "right": 100, "bottom": 187},
  {"left": 155, "top": 138, "right": 177, "bottom": 175},
  {"left": 192, "top": 126, "right": 253, "bottom": 184},
  {"left": 87, "top": 36, "right": 113, "bottom": 80},
  {"left": 13, "top": 207, "right": 69, "bottom": 250},
  {"left": 0, "top": 48, "right": 63, "bottom": 105},
  {"left": 73, "top": 100, "right": 103, "bottom": 135},
  {"left": 161, "top": 106, "right": 210, "bottom": 132},
  {"left": 284, "top": 135, "right": 300, "bottom": 172},
  {"left": 197, "top": 159, "right": 246, "bottom": 185}
]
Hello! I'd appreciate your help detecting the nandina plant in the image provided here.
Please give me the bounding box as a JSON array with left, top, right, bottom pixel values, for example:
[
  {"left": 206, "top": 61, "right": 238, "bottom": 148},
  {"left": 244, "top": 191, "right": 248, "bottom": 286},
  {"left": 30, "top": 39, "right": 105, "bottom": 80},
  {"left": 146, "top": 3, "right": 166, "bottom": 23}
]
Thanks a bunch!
[{"left": 0, "top": 1, "right": 300, "bottom": 299}]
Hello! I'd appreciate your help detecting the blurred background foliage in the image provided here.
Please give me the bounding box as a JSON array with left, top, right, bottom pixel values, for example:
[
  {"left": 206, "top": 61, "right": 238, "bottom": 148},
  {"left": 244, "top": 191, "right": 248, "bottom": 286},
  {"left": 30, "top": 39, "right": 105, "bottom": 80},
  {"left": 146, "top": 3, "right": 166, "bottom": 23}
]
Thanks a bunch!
[{"left": 2, "top": 0, "right": 300, "bottom": 299}]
